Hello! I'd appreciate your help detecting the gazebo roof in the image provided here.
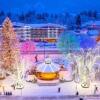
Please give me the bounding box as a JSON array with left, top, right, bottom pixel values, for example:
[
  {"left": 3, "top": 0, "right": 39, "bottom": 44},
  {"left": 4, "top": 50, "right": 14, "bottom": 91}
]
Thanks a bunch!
[{"left": 36, "top": 57, "right": 60, "bottom": 72}]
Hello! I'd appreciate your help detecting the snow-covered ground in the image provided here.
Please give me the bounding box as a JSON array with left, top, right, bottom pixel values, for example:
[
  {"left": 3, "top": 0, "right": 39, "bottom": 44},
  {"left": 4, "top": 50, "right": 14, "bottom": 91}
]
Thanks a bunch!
[
  {"left": 12, "top": 81, "right": 100, "bottom": 96},
  {"left": 0, "top": 53, "right": 100, "bottom": 99},
  {"left": 0, "top": 74, "right": 100, "bottom": 97}
]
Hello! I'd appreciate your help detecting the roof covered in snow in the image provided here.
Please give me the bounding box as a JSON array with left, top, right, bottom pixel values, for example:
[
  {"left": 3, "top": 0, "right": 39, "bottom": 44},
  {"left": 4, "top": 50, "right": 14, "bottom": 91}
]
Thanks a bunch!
[
  {"left": 0, "top": 22, "right": 66, "bottom": 29},
  {"left": 73, "top": 29, "right": 99, "bottom": 36},
  {"left": 87, "top": 30, "right": 99, "bottom": 36},
  {"left": 82, "top": 20, "right": 100, "bottom": 27},
  {"left": 12, "top": 22, "right": 66, "bottom": 29},
  {"left": 24, "top": 23, "right": 66, "bottom": 29}
]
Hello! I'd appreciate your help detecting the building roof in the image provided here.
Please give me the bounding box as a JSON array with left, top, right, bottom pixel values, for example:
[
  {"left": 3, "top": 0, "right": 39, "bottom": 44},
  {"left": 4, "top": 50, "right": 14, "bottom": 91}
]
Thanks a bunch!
[
  {"left": 25, "top": 23, "right": 66, "bottom": 29},
  {"left": 11, "top": 22, "right": 66, "bottom": 29},
  {"left": 82, "top": 21, "right": 100, "bottom": 27},
  {"left": 0, "top": 22, "right": 66, "bottom": 29},
  {"left": 87, "top": 30, "right": 99, "bottom": 36}
]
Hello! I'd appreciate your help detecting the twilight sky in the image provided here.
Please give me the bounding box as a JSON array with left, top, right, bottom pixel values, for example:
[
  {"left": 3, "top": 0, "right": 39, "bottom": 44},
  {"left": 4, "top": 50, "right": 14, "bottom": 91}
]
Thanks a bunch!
[{"left": 0, "top": 0, "right": 100, "bottom": 14}]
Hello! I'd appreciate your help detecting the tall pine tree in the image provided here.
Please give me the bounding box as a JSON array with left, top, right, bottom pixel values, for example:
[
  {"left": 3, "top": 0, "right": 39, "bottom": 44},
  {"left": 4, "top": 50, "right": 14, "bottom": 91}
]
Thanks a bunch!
[{"left": 76, "top": 15, "right": 81, "bottom": 29}]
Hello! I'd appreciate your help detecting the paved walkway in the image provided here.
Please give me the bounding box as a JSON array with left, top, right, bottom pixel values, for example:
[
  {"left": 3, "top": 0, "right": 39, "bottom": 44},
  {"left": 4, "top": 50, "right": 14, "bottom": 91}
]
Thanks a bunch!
[{"left": 0, "top": 95, "right": 100, "bottom": 100}]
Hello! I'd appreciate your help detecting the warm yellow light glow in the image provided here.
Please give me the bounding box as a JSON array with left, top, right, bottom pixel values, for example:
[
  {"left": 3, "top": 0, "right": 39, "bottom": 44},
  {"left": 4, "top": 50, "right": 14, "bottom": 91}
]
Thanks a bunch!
[{"left": 36, "top": 72, "right": 59, "bottom": 81}]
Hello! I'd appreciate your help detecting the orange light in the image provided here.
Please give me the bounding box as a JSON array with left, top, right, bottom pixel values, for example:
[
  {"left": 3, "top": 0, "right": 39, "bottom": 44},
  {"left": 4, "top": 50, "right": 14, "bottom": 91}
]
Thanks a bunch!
[
  {"left": 96, "top": 36, "right": 100, "bottom": 42},
  {"left": 36, "top": 72, "right": 59, "bottom": 81}
]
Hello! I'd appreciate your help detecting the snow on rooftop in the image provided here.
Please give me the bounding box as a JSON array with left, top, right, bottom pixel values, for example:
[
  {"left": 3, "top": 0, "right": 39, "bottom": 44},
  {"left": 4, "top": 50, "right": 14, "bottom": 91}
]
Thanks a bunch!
[
  {"left": 10, "top": 22, "right": 66, "bottom": 29},
  {"left": 87, "top": 30, "right": 99, "bottom": 36},
  {"left": 0, "top": 22, "right": 66, "bottom": 29},
  {"left": 13, "top": 22, "right": 25, "bottom": 26},
  {"left": 27, "top": 23, "right": 66, "bottom": 29},
  {"left": 82, "top": 20, "right": 100, "bottom": 27}
]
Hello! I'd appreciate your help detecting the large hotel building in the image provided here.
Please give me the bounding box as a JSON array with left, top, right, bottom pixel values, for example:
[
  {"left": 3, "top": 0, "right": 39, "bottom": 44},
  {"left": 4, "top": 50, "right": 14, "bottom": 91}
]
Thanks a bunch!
[{"left": 0, "top": 23, "right": 66, "bottom": 43}]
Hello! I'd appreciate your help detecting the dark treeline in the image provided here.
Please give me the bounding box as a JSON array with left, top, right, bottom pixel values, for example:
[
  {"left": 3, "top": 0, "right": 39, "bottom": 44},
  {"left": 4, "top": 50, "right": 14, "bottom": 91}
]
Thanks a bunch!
[{"left": 0, "top": 10, "right": 99, "bottom": 29}]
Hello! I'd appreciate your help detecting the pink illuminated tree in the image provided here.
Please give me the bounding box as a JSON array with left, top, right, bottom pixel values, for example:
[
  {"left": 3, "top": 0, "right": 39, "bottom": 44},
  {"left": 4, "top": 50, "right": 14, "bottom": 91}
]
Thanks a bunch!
[{"left": 21, "top": 40, "right": 36, "bottom": 53}]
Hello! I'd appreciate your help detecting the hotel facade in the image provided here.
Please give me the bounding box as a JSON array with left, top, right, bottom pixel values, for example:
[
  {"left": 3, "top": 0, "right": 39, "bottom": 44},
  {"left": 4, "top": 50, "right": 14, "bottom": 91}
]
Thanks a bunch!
[{"left": 0, "top": 23, "right": 66, "bottom": 43}]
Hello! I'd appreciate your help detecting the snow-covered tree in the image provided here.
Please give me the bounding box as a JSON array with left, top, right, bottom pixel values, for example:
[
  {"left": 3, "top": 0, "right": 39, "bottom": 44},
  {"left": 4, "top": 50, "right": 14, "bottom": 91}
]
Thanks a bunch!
[
  {"left": 57, "top": 31, "right": 80, "bottom": 82},
  {"left": 79, "top": 34, "right": 96, "bottom": 88}
]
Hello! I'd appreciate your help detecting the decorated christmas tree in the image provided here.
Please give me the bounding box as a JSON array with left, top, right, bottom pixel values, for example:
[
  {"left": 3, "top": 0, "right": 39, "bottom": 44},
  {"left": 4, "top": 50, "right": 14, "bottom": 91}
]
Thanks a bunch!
[{"left": 0, "top": 17, "right": 20, "bottom": 73}]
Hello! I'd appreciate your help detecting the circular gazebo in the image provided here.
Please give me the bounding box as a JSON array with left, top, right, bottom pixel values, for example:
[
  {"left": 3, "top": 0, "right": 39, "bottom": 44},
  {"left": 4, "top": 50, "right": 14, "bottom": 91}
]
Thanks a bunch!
[{"left": 36, "top": 57, "right": 60, "bottom": 85}]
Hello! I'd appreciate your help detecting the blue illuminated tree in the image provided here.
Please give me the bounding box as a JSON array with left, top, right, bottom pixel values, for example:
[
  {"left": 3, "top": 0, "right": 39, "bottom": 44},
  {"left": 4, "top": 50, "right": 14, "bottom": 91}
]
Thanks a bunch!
[{"left": 57, "top": 32, "right": 80, "bottom": 54}]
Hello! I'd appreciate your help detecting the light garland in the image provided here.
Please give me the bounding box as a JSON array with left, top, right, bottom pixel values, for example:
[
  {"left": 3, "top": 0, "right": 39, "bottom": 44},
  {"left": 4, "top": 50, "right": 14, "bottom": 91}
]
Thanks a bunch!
[
  {"left": 1, "top": 17, "right": 20, "bottom": 72},
  {"left": 0, "top": 17, "right": 24, "bottom": 89}
]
